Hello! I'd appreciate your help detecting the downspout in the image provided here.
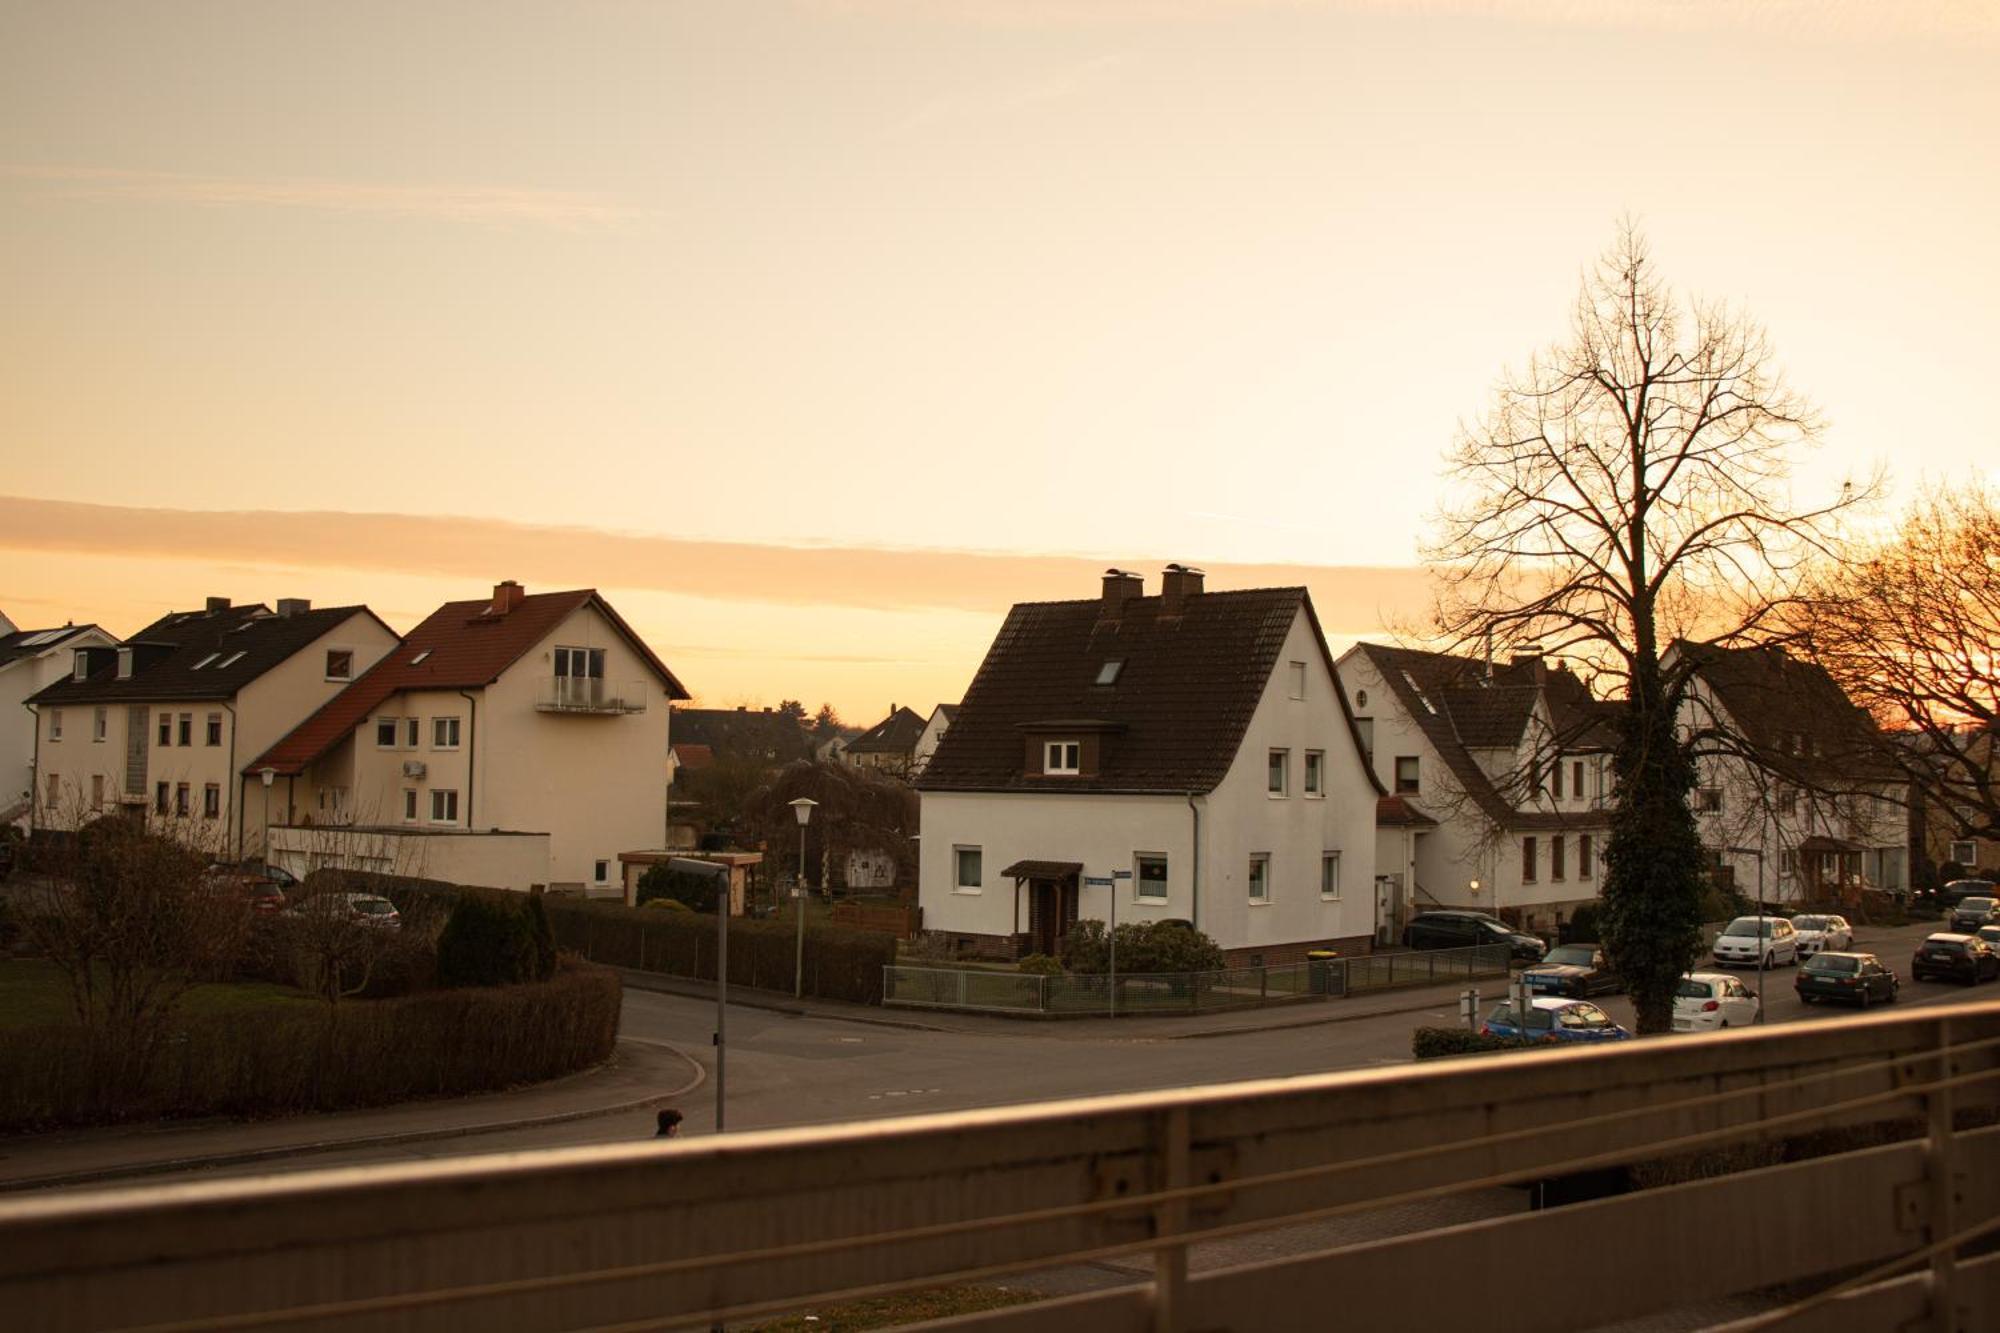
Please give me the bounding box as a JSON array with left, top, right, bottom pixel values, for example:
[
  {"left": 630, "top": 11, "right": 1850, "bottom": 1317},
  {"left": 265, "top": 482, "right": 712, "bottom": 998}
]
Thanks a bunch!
[
  {"left": 24, "top": 700, "right": 39, "bottom": 835},
  {"left": 458, "top": 690, "right": 479, "bottom": 829},
  {"left": 1185, "top": 791, "right": 1202, "bottom": 932},
  {"left": 224, "top": 701, "right": 239, "bottom": 861}
]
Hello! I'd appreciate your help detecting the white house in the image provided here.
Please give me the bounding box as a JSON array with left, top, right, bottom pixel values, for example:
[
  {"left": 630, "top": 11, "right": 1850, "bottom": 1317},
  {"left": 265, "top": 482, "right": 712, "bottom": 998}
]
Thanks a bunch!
[
  {"left": 917, "top": 566, "right": 1382, "bottom": 965},
  {"left": 2, "top": 620, "right": 118, "bottom": 828},
  {"left": 911, "top": 703, "right": 958, "bottom": 774},
  {"left": 254, "top": 582, "right": 689, "bottom": 893}
]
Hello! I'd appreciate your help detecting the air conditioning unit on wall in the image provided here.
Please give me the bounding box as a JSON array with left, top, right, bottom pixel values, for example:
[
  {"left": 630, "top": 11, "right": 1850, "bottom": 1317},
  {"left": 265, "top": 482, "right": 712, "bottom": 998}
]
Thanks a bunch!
[{"left": 402, "top": 760, "right": 427, "bottom": 779}]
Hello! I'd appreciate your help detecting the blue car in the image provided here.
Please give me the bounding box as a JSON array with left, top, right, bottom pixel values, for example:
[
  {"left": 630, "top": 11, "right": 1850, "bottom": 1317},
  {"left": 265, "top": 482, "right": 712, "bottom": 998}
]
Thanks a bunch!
[{"left": 1480, "top": 997, "right": 1633, "bottom": 1043}]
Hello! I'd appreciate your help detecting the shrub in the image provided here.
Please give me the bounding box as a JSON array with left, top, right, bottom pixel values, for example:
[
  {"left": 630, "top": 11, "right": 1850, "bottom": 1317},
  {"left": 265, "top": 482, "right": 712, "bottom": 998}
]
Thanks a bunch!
[
  {"left": 636, "top": 864, "right": 721, "bottom": 913},
  {"left": 1411, "top": 1027, "right": 1543, "bottom": 1059},
  {"left": 437, "top": 895, "right": 538, "bottom": 988},
  {"left": 1061, "top": 919, "right": 1226, "bottom": 975},
  {"left": 1016, "top": 953, "right": 1063, "bottom": 977},
  {"left": 525, "top": 890, "right": 558, "bottom": 982},
  {"left": 644, "top": 897, "right": 691, "bottom": 912}
]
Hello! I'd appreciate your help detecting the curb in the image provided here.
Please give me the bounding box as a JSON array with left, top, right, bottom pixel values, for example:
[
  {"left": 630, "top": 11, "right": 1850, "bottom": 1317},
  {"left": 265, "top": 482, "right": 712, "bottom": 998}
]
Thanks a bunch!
[
  {"left": 614, "top": 969, "right": 962, "bottom": 1034},
  {"left": 0, "top": 1036, "right": 705, "bottom": 1195}
]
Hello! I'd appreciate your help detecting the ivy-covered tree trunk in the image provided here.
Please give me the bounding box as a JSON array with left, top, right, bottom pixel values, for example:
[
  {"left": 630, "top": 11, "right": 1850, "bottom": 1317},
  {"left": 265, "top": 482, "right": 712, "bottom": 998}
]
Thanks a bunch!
[{"left": 1600, "top": 656, "right": 1705, "bottom": 1034}]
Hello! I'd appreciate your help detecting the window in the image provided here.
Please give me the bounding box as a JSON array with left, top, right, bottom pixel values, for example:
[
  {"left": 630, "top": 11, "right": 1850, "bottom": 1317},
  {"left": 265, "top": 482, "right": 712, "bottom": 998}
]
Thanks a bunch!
[
  {"left": 1522, "top": 836, "right": 1538, "bottom": 883},
  {"left": 402, "top": 789, "right": 419, "bottom": 822},
  {"left": 376, "top": 718, "right": 399, "bottom": 748},
  {"left": 91, "top": 774, "right": 105, "bottom": 808},
  {"left": 594, "top": 859, "right": 610, "bottom": 884},
  {"left": 1248, "top": 854, "right": 1270, "bottom": 902},
  {"left": 1043, "top": 741, "right": 1080, "bottom": 775},
  {"left": 1355, "top": 718, "right": 1374, "bottom": 759},
  {"left": 206, "top": 713, "right": 222, "bottom": 746},
  {"left": 1696, "top": 787, "right": 1723, "bottom": 814},
  {"left": 217, "top": 651, "right": 246, "bottom": 670},
  {"left": 93, "top": 707, "right": 107, "bottom": 742},
  {"left": 73, "top": 653, "right": 89, "bottom": 681},
  {"left": 325, "top": 649, "right": 353, "bottom": 680},
  {"left": 1136, "top": 854, "right": 1169, "bottom": 902},
  {"left": 432, "top": 717, "right": 461, "bottom": 750},
  {"left": 159, "top": 713, "right": 172, "bottom": 746},
  {"left": 1579, "top": 833, "right": 1594, "bottom": 879},
  {"left": 48, "top": 709, "right": 62, "bottom": 742},
  {"left": 1950, "top": 840, "right": 1978, "bottom": 867},
  {"left": 554, "top": 646, "right": 605, "bottom": 680},
  {"left": 203, "top": 784, "right": 221, "bottom": 819},
  {"left": 1551, "top": 760, "right": 1563, "bottom": 800},
  {"left": 1288, "top": 661, "right": 1306, "bottom": 699},
  {"left": 1572, "top": 760, "right": 1584, "bottom": 799},
  {"left": 1394, "top": 756, "right": 1420, "bottom": 794},
  {"left": 429, "top": 789, "right": 460, "bottom": 823},
  {"left": 1551, "top": 836, "right": 1566, "bottom": 881},
  {"left": 403, "top": 718, "right": 420, "bottom": 748},
  {"left": 174, "top": 783, "right": 190, "bottom": 818},
  {"left": 155, "top": 781, "right": 169, "bottom": 814},
  {"left": 1304, "top": 750, "right": 1325, "bottom": 796},
  {"left": 45, "top": 773, "right": 60, "bottom": 810},
  {"left": 411, "top": 650, "right": 432, "bottom": 665},
  {"left": 1779, "top": 787, "right": 1799, "bottom": 816},
  {"left": 953, "top": 846, "right": 983, "bottom": 891},
  {"left": 1321, "top": 851, "right": 1342, "bottom": 900},
  {"left": 1781, "top": 848, "right": 1799, "bottom": 874},
  {"left": 177, "top": 713, "right": 192, "bottom": 747},
  {"left": 1268, "top": 749, "right": 1289, "bottom": 796},
  {"left": 1095, "top": 660, "right": 1123, "bottom": 686}
]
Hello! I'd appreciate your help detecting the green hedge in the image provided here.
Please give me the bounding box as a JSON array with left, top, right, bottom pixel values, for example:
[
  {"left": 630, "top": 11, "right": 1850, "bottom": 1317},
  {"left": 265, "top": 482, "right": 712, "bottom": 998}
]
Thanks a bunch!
[
  {"left": 1411, "top": 1026, "right": 1545, "bottom": 1059},
  {"left": 0, "top": 961, "right": 620, "bottom": 1131}
]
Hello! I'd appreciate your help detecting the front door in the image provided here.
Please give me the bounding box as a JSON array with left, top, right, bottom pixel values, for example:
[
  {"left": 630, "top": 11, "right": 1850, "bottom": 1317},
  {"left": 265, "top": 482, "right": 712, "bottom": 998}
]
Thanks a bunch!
[{"left": 1030, "top": 878, "right": 1078, "bottom": 956}]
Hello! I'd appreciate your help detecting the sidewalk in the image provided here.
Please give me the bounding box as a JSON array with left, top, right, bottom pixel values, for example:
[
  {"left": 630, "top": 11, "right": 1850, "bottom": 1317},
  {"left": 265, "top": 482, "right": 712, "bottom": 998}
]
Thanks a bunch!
[{"left": 0, "top": 1035, "right": 701, "bottom": 1194}]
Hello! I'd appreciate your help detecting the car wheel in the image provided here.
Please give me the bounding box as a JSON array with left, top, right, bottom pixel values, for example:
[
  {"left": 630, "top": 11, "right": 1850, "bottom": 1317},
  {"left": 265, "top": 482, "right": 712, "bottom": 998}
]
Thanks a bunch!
[{"left": 1858, "top": 989, "right": 1872, "bottom": 1010}]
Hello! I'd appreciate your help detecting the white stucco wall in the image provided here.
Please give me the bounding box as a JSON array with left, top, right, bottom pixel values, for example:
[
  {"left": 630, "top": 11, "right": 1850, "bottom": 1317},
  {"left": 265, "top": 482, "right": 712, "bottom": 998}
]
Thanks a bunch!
[{"left": 6, "top": 629, "right": 118, "bottom": 815}]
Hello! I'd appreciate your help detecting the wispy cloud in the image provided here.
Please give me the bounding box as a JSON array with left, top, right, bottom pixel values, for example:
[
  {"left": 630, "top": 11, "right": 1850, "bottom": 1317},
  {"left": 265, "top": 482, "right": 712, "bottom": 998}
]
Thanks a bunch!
[{"left": 0, "top": 165, "right": 646, "bottom": 230}]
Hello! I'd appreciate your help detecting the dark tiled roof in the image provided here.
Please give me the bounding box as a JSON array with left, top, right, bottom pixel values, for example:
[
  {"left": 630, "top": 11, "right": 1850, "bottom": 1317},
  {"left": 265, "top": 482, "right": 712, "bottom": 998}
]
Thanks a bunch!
[
  {"left": 999, "top": 859, "right": 1083, "bottom": 880},
  {"left": 28, "top": 605, "right": 381, "bottom": 706},
  {"left": 250, "top": 589, "right": 688, "bottom": 776},
  {"left": 848, "top": 706, "right": 928, "bottom": 756},
  {"left": 0, "top": 624, "right": 102, "bottom": 669},
  {"left": 919, "top": 587, "right": 1378, "bottom": 796},
  {"left": 671, "top": 708, "right": 816, "bottom": 764},
  {"left": 1676, "top": 642, "right": 1894, "bottom": 783}
]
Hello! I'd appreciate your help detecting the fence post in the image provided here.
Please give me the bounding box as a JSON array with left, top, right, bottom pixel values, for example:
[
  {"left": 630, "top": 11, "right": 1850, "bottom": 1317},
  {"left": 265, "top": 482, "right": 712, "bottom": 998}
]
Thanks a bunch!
[
  {"left": 1927, "top": 1015, "right": 1960, "bottom": 1331},
  {"left": 1039, "top": 973, "right": 1048, "bottom": 1015},
  {"left": 1428, "top": 952, "right": 1436, "bottom": 983},
  {"left": 1260, "top": 967, "right": 1269, "bottom": 1003},
  {"left": 957, "top": 968, "right": 969, "bottom": 1010},
  {"left": 1152, "top": 1104, "right": 1190, "bottom": 1333}
]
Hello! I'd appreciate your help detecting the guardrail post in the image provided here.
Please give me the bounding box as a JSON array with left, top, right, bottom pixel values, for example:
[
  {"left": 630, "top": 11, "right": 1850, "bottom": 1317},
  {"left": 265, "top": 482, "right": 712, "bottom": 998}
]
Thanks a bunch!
[
  {"left": 1152, "top": 1104, "right": 1190, "bottom": 1333},
  {"left": 1927, "top": 1014, "right": 1961, "bottom": 1332}
]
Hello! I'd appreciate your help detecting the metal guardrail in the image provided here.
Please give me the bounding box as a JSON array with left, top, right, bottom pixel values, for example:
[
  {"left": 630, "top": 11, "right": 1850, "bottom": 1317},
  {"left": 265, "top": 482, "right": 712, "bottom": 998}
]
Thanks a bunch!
[
  {"left": 5, "top": 1002, "right": 1997, "bottom": 1330},
  {"left": 883, "top": 942, "right": 1512, "bottom": 1015}
]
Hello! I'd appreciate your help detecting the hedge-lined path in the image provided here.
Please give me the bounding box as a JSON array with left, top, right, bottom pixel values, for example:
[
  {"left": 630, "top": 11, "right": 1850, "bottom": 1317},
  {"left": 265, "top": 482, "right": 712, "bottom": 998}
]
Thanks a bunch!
[{"left": 0, "top": 1034, "right": 699, "bottom": 1193}]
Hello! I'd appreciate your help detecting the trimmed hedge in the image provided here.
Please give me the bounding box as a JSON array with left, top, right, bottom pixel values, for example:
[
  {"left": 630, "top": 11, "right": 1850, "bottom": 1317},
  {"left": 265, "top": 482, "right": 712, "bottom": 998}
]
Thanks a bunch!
[
  {"left": 0, "top": 961, "right": 621, "bottom": 1131},
  {"left": 1412, "top": 1026, "right": 1545, "bottom": 1059}
]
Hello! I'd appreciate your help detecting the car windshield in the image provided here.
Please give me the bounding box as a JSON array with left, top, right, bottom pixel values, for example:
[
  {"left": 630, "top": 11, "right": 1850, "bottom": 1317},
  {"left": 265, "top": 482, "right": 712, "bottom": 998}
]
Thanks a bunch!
[
  {"left": 1793, "top": 916, "right": 1828, "bottom": 930},
  {"left": 1487, "top": 1004, "right": 1551, "bottom": 1030},
  {"left": 1724, "top": 917, "right": 1778, "bottom": 938},
  {"left": 1926, "top": 938, "right": 1966, "bottom": 954},
  {"left": 1562, "top": 1005, "right": 1611, "bottom": 1028},
  {"left": 1542, "top": 945, "right": 1596, "bottom": 966},
  {"left": 1674, "top": 978, "right": 1716, "bottom": 999},
  {"left": 1960, "top": 898, "right": 1996, "bottom": 912},
  {"left": 1978, "top": 927, "right": 2000, "bottom": 944},
  {"left": 1805, "top": 954, "right": 1858, "bottom": 973}
]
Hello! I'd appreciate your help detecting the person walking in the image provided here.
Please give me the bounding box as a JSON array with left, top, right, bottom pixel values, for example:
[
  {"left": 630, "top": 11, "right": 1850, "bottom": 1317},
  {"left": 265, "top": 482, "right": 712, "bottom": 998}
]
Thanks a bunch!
[{"left": 655, "top": 1108, "right": 683, "bottom": 1138}]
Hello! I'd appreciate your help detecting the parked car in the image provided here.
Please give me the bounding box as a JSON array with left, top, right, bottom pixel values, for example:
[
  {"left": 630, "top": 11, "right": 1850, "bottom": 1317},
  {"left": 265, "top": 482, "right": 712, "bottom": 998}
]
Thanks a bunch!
[
  {"left": 1911, "top": 933, "right": 2000, "bottom": 985},
  {"left": 1927, "top": 878, "right": 1996, "bottom": 910},
  {"left": 1789, "top": 914, "right": 1853, "bottom": 955},
  {"left": 1522, "top": 943, "right": 1621, "bottom": 997},
  {"left": 1672, "top": 972, "right": 1761, "bottom": 1031},
  {"left": 203, "top": 865, "right": 288, "bottom": 915},
  {"left": 1480, "top": 997, "right": 1632, "bottom": 1043},
  {"left": 1976, "top": 925, "right": 2000, "bottom": 950},
  {"left": 1402, "top": 911, "right": 1546, "bottom": 962},
  {"left": 1948, "top": 896, "right": 1999, "bottom": 934},
  {"left": 291, "top": 892, "right": 401, "bottom": 930},
  {"left": 1712, "top": 915, "right": 1800, "bottom": 969},
  {"left": 1795, "top": 951, "right": 1899, "bottom": 1008}
]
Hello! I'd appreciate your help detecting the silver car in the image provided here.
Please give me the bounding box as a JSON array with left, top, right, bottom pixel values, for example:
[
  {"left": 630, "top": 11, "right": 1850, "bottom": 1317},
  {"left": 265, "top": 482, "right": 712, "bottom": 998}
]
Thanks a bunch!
[{"left": 1713, "top": 915, "right": 1799, "bottom": 968}]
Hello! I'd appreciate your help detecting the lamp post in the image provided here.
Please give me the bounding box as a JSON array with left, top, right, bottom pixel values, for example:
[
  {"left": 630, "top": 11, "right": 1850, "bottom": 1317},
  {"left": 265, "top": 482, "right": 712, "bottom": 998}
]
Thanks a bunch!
[
  {"left": 667, "top": 857, "right": 733, "bottom": 1129},
  {"left": 1728, "top": 845, "right": 1769, "bottom": 1024},
  {"left": 259, "top": 767, "right": 275, "bottom": 862},
  {"left": 790, "top": 798, "right": 818, "bottom": 1000}
]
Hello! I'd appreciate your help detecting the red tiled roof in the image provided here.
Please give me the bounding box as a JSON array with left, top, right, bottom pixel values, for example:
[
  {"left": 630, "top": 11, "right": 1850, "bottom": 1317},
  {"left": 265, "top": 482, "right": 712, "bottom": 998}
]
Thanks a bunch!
[
  {"left": 1376, "top": 794, "right": 1438, "bottom": 827},
  {"left": 248, "top": 588, "right": 689, "bottom": 776},
  {"left": 671, "top": 742, "right": 715, "bottom": 770}
]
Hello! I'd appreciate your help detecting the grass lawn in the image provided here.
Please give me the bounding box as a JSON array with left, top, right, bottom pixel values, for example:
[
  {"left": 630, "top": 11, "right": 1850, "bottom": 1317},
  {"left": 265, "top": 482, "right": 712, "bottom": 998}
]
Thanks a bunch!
[
  {"left": 743, "top": 1285, "right": 1041, "bottom": 1331},
  {"left": 0, "top": 958, "right": 318, "bottom": 1032}
]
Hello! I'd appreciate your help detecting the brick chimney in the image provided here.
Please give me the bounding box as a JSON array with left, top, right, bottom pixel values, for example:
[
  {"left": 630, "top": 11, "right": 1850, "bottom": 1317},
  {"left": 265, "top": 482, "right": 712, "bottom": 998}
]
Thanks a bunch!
[
  {"left": 205, "top": 596, "right": 231, "bottom": 615},
  {"left": 490, "top": 580, "right": 525, "bottom": 614},
  {"left": 1159, "top": 563, "right": 1205, "bottom": 615},
  {"left": 1101, "top": 568, "right": 1142, "bottom": 611},
  {"left": 275, "top": 598, "right": 311, "bottom": 617}
]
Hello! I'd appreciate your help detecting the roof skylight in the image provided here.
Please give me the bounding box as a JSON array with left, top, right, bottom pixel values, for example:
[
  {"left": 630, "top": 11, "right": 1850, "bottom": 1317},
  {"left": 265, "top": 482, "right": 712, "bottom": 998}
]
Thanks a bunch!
[
  {"left": 217, "top": 651, "right": 247, "bottom": 669},
  {"left": 1095, "top": 659, "right": 1124, "bottom": 686},
  {"left": 191, "top": 653, "right": 220, "bottom": 670},
  {"left": 412, "top": 650, "right": 432, "bottom": 665}
]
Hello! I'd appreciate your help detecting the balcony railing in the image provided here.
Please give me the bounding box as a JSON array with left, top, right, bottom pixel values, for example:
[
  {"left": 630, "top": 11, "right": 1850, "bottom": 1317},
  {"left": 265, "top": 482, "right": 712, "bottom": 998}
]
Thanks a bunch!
[{"left": 534, "top": 677, "right": 647, "bottom": 714}]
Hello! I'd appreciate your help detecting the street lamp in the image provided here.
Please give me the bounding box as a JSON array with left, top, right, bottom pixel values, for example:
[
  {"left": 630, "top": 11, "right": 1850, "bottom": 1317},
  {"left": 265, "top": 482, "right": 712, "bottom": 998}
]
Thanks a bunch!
[
  {"left": 259, "top": 767, "right": 275, "bottom": 862},
  {"left": 667, "top": 856, "right": 733, "bottom": 1130},
  {"left": 790, "top": 798, "right": 818, "bottom": 1000},
  {"left": 1727, "top": 845, "right": 1768, "bottom": 1025}
]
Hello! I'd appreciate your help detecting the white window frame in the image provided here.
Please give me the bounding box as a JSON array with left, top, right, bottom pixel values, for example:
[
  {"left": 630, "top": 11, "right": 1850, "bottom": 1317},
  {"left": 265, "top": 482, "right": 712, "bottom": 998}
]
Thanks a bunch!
[
  {"left": 1321, "top": 851, "right": 1342, "bottom": 900},
  {"left": 594, "top": 859, "right": 611, "bottom": 884},
  {"left": 1394, "top": 755, "right": 1420, "bottom": 793},
  {"left": 206, "top": 712, "right": 223, "bottom": 747},
  {"left": 1043, "top": 741, "right": 1080, "bottom": 775},
  {"left": 1267, "top": 748, "right": 1289, "bottom": 797},
  {"left": 432, "top": 716, "right": 461, "bottom": 750},
  {"left": 1287, "top": 661, "right": 1306, "bottom": 700},
  {"left": 953, "top": 845, "right": 983, "bottom": 893},
  {"left": 402, "top": 788, "right": 419, "bottom": 823},
  {"left": 1304, "top": 750, "right": 1325, "bottom": 797},
  {"left": 159, "top": 713, "right": 172, "bottom": 747},
  {"left": 177, "top": 713, "right": 193, "bottom": 747},
  {"left": 48, "top": 709, "right": 61, "bottom": 742},
  {"left": 203, "top": 784, "right": 221, "bottom": 820},
  {"left": 1950, "top": 840, "right": 1978, "bottom": 867},
  {"left": 174, "top": 782, "right": 190, "bottom": 818},
  {"left": 1135, "top": 853, "right": 1169, "bottom": 902},
  {"left": 93, "top": 707, "right": 107, "bottom": 742},
  {"left": 324, "top": 647, "right": 354, "bottom": 681},
  {"left": 429, "top": 788, "right": 460, "bottom": 824},
  {"left": 1248, "top": 853, "right": 1271, "bottom": 903}
]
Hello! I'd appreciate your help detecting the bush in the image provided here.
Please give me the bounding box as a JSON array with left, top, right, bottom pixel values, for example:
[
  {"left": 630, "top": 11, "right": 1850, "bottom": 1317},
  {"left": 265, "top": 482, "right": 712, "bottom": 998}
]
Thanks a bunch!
[
  {"left": 1061, "top": 919, "right": 1226, "bottom": 975},
  {"left": 636, "top": 864, "right": 721, "bottom": 914},
  {"left": 0, "top": 961, "right": 620, "bottom": 1130},
  {"left": 1412, "top": 1027, "right": 1544, "bottom": 1059},
  {"left": 525, "top": 891, "right": 558, "bottom": 982},
  {"left": 644, "top": 897, "right": 691, "bottom": 912},
  {"left": 437, "top": 895, "right": 538, "bottom": 988},
  {"left": 1016, "top": 953, "right": 1063, "bottom": 977}
]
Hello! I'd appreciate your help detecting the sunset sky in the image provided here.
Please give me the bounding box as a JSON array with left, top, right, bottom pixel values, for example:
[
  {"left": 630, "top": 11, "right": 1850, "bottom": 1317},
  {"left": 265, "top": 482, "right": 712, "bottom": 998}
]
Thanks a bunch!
[{"left": 3, "top": 1, "right": 1995, "bottom": 721}]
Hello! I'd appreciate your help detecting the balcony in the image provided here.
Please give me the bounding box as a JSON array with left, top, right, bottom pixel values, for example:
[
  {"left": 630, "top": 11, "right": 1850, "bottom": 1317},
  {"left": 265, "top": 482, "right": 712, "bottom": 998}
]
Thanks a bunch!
[{"left": 534, "top": 676, "right": 647, "bottom": 715}]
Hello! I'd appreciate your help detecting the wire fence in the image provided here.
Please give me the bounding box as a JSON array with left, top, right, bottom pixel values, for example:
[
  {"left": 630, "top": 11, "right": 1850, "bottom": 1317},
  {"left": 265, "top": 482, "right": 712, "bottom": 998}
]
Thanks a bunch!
[{"left": 883, "top": 943, "right": 1512, "bottom": 1015}]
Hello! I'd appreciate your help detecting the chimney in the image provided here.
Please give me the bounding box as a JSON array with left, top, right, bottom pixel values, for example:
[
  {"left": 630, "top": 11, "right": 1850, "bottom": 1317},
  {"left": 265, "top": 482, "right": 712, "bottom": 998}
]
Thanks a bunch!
[
  {"left": 1159, "top": 563, "right": 1205, "bottom": 615},
  {"left": 1510, "top": 647, "right": 1543, "bottom": 667},
  {"left": 276, "top": 598, "right": 311, "bottom": 617},
  {"left": 490, "top": 580, "right": 525, "bottom": 614},
  {"left": 205, "top": 596, "right": 231, "bottom": 615},
  {"left": 1101, "top": 567, "right": 1142, "bottom": 611}
]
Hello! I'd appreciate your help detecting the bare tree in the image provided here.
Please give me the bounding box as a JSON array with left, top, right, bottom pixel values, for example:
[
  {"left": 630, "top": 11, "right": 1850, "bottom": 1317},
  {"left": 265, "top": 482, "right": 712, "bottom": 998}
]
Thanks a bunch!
[
  {"left": 272, "top": 812, "right": 433, "bottom": 1003},
  {"left": 1425, "top": 223, "right": 1868, "bottom": 1031}
]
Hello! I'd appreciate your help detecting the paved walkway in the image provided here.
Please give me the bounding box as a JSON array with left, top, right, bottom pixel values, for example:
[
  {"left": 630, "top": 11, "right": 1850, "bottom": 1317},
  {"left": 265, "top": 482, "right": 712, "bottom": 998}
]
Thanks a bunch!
[{"left": 0, "top": 1035, "right": 701, "bottom": 1193}]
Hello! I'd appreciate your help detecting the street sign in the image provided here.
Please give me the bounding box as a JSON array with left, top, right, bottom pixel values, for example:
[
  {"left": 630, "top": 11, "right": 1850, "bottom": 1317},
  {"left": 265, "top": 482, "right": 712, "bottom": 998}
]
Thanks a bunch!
[
  {"left": 1111, "top": 869, "right": 1133, "bottom": 880},
  {"left": 1083, "top": 875, "right": 1114, "bottom": 887}
]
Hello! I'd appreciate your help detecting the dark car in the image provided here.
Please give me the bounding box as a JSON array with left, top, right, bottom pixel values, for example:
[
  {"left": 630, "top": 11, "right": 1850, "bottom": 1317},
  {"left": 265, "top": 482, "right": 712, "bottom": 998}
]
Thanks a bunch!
[
  {"left": 1928, "top": 878, "right": 1996, "bottom": 910},
  {"left": 1795, "top": 951, "right": 1898, "bottom": 1008},
  {"left": 1402, "top": 911, "right": 1545, "bottom": 962},
  {"left": 1911, "top": 933, "right": 2000, "bottom": 985},
  {"left": 1522, "top": 943, "right": 1620, "bottom": 997},
  {"left": 1949, "top": 896, "right": 2000, "bottom": 934}
]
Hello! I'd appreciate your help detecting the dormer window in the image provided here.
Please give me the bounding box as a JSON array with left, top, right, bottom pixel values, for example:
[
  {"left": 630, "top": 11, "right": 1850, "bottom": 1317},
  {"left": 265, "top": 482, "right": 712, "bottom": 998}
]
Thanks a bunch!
[
  {"left": 73, "top": 654, "right": 87, "bottom": 681},
  {"left": 1095, "top": 660, "right": 1123, "bottom": 686},
  {"left": 1044, "top": 741, "right": 1081, "bottom": 775}
]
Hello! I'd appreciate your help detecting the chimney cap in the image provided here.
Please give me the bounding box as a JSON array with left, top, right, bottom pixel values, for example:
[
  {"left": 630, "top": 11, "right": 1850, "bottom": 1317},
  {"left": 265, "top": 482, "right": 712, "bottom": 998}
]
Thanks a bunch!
[
  {"left": 205, "top": 596, "right": 231, "bottom": 614},
  {"left": 1162, "top": 562, "right": 1205, "bottom": 576}
]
